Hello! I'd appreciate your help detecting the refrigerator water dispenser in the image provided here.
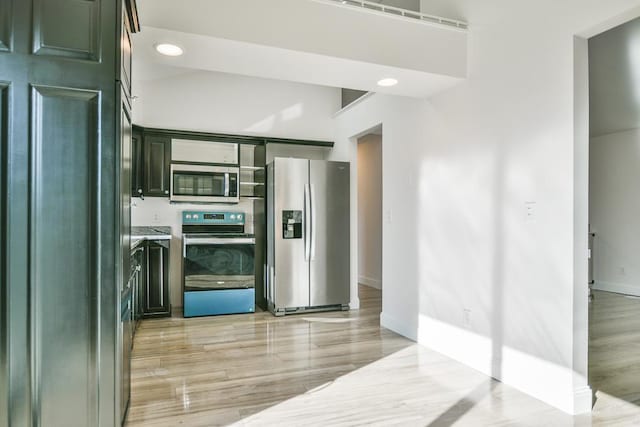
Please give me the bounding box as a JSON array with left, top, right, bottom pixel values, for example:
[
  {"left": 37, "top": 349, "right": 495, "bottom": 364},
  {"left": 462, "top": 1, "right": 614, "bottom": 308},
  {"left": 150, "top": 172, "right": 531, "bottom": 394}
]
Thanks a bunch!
[{"left": 282, "top": 210, "right": 303, "bottom": 239}]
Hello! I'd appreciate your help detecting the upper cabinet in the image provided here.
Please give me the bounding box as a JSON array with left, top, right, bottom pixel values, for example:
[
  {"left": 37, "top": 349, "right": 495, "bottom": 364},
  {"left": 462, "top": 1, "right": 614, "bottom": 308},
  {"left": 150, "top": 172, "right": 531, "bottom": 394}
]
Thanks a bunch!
[
  {"left": 120, "top": 0, "right": 140, "bottom": 102},
  {"left": 132, "top": 127, "right": 144, "bottom": 198},
  {"left": 131, "top": 126, "right": 333, "bottom": 199},
  {"left": 143, "top": 135, "right": 171, "bottom": 197},
  {"left": 172, "top": 139, "right": 239, "bottom": 165}
]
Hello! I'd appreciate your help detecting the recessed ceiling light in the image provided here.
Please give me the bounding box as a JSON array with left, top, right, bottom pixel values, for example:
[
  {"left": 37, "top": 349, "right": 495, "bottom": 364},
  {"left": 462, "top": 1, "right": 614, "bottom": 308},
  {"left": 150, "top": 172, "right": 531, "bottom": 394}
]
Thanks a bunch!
[
  {"left": 377, "top": 78, "right": 398, "bottom": 87},
  {"left": 155, "top": 43, "right": 184, "bottom": 57}
]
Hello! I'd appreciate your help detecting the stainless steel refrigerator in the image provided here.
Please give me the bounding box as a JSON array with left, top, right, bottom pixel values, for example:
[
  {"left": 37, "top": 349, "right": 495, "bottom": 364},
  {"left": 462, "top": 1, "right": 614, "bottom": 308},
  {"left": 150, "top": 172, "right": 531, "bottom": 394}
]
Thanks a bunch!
[{"left": 266, "top": 158, "right": 350, "bottom": 315}]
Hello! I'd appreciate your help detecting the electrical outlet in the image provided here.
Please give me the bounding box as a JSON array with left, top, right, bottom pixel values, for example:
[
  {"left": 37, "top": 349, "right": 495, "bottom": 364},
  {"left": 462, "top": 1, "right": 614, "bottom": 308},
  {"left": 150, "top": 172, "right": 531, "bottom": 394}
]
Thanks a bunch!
[
  {"left": 525, "top": 201, "right": 537, "bottom": 223},
  {"left": 384, "top": 210, "right": 392, "bottom": 224},
  {"left": 463, "top": 308, "right": 471, "bottom": 327},
  {"left": 619, "top": 266, "right": 626, "bottom": 276},
  {"left": 153, "top": 213, "right": 160, "bottom": 224}
]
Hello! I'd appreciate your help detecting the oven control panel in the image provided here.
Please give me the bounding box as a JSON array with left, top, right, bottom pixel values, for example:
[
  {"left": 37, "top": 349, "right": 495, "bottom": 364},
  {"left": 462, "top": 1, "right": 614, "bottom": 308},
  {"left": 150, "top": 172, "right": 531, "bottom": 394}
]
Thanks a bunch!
[{"left": 182, "top": 211, "right": 245, "bottom": 225}]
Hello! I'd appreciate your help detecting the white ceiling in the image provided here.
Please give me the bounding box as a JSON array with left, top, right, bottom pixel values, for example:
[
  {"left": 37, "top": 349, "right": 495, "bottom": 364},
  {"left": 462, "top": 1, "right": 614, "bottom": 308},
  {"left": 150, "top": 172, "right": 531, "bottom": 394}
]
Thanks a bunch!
[{"left": 133, "top": 0, "right": 467, "bottom": 98}]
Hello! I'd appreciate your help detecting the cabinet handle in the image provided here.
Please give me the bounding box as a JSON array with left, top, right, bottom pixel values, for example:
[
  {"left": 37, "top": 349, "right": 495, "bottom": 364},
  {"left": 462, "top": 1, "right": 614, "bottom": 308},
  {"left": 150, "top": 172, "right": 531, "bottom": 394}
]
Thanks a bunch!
[
  {"left": 138, "top": 188, "right": 144, "bottom": 200},
  {"left": 164, "top": 190, "right": 169, "bottom": 195}
]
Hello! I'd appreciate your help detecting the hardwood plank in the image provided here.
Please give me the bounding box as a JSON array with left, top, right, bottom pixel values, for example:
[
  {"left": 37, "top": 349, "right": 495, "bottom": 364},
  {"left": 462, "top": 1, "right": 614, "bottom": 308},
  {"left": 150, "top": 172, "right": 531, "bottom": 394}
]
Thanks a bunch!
[{"left": 127, "top": 286, "right": 640, "bottom": 426}]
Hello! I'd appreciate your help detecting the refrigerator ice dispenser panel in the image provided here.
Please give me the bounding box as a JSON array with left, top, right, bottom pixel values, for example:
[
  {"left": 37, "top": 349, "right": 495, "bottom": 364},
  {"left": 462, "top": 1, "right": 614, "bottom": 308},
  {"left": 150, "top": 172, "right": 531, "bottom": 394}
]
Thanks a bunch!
[{"left": 282, "top": 210, "right": 303, "bottom": 239}]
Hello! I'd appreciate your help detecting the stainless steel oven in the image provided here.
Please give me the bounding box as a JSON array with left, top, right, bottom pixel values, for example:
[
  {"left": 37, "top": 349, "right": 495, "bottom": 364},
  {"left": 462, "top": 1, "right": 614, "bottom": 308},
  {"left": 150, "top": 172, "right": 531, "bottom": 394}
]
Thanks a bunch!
[
  {"left": 182, "top": 211, "right": 255, "bottom": 317},
  {"left": 170, "top": 164, "right": 239, "bottom": 203}
]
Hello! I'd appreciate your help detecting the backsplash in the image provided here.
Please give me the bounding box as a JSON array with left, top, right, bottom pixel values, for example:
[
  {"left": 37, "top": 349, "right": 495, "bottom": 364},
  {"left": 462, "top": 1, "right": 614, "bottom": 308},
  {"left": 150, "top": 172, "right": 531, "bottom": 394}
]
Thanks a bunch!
[{"left": 132, "top": 197, "right": 255, "bottom": 233}]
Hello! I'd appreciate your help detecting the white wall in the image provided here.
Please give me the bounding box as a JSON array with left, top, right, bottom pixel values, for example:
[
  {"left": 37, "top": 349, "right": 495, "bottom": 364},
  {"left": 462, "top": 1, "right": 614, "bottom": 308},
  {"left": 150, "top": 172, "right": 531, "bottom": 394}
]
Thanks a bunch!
[
  {"left": 589, "top": 18, "right": 640, "bottom": 137},
  {"left": 590, "top": 129, "right": 640, "bottom": 296},
  {"left": 132, "top": 66, "right": 340, "bottom": 141},
  {"left": 373, "top": 0, "right": 420, "bottom": 12},
  {"left": 357, "top": 134, "right": 383, "bottom": 289},
  {"left": 419, "top": 0, "right": 464, "bottom": 20},
  {"left": 332, "top": 0, "right": 640, "bottom": 416},
  {"left": 589, "top": 19, "right": 640, "bottom": 297}
]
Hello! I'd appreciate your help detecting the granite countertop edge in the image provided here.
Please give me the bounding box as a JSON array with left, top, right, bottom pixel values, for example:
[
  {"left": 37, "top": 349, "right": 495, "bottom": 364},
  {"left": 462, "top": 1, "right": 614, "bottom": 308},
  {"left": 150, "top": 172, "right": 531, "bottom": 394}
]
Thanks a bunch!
[{"left": 131, "top": 226, "right": 172, "bottom": 247}]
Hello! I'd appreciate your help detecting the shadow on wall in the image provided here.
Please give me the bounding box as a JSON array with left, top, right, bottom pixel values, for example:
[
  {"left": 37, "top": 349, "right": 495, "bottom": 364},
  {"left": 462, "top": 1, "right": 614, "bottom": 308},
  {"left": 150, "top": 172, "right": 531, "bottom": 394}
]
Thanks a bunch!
[
  {"left": 414, "top": 138, "right": 506, "bottom": 425},
  {"left": 413, "top": 118, "right": 591, "bottom": 412}
]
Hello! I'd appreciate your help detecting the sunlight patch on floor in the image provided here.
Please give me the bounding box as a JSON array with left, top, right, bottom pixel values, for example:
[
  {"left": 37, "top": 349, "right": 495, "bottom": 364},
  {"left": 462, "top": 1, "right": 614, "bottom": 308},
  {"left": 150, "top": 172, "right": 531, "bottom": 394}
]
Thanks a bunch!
[{"left": 230, "top": 345, "right": 585, "bottom": 427}]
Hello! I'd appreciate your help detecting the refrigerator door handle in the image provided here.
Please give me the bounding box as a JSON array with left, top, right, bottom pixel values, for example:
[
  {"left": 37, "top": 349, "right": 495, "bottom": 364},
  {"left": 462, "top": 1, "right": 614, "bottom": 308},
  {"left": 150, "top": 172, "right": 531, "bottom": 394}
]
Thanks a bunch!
[
  {"left": 304, "top": 183, "right": 311, "bottom": 261},
  {"left": 310, "top": 183, "right": 317, "bottom": 261}
]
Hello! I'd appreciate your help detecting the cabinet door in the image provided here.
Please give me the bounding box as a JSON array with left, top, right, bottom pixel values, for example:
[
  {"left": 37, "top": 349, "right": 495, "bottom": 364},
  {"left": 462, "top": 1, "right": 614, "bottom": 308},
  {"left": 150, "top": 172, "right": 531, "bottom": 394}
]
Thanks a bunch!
[
  {"left": 131, "top": 129, "right": 143, "bottom": 197},
  {"left": 144, "top": 136, "right": 171, "bottom": 197},
  {"left": 144, "top": 242, "right": 170, "bottom": 316},
  {"left": 136, "top": 247, "right": 145, "bottom": 322},
  {"left": 1, "top": 1, "right": 123, "bottom": 425},
  {"left": 120, "top": 2, "right": 133, "bottom": 101},
  {"left": 120, "top": 294, "right": 132, "bottom": 424},
  {"left": 120, "top": 88, "right": 132, "bottom": 295}
]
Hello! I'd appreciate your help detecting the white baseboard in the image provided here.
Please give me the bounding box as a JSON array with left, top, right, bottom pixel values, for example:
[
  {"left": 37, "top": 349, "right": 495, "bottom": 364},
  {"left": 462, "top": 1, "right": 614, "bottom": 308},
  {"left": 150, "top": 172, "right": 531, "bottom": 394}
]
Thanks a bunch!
[
  {"left": 417, "top": 314, "right": 592, "bottom": 415},
  {"left": 380, "top": 311, "right": 417, "bottom": 341},
  {"left": 359, "top": 275, "right": 382, "bottom": 289},
  {"left": 593, "top": 280, "right": 640, "bottom": 297}
]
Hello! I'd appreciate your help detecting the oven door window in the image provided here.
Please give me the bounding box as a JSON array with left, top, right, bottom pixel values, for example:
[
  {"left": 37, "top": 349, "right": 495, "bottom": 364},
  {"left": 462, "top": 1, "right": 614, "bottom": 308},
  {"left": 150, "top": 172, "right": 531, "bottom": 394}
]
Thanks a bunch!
[
  {"left": 173, "top": 171, "right": 226, "bottom": 197},
  {"left": 184, "top": 243, "right": 255, "bottom": 291}
]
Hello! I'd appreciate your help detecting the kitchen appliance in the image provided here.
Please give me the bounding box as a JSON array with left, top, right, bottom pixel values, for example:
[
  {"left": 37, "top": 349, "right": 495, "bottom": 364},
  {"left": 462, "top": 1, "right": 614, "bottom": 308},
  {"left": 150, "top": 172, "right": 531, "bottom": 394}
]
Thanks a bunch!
[
  {"left": 170, "top": 138, "right": 240, "bottom": 203},
  {"left": 182, "top": 211, "right": 255, "bottom": 317},
  {"left": 170, "top": 164, "right": 239, "bottom": 203},
  {"left": 266, "top": 158, "right": 350, "bottom": 316}
]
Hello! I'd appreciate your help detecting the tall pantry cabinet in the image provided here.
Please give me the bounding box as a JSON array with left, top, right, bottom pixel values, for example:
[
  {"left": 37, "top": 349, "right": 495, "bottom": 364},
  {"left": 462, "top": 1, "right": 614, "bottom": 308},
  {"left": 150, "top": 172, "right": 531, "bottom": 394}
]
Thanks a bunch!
[{"left": 0, "top": 1, "right": 139, "bottom": 426}]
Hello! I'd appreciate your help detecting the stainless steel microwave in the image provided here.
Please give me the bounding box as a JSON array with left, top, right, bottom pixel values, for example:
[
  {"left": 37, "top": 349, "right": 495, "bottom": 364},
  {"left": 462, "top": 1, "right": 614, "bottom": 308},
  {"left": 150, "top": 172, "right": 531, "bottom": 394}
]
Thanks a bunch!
[{"left": 170, "top": 164, "right": 239, "bottom": 203}]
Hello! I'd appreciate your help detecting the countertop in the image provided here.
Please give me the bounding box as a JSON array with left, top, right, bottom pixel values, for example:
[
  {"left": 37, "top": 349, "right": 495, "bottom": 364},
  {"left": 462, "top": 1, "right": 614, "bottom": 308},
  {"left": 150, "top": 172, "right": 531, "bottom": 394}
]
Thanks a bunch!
[{"left": 131, "top": 226, "right": 172, "bottom": 250}]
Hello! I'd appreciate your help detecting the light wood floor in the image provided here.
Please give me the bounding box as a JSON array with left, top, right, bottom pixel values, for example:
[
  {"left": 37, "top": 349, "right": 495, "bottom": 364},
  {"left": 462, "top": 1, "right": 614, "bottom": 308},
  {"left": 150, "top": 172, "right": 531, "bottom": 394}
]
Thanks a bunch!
[
  {"left": 127, "top": 287, "right": 640, "bottom": 426},
  {"left": 589, "top": 291, "right": 640, "bottom": 408}
]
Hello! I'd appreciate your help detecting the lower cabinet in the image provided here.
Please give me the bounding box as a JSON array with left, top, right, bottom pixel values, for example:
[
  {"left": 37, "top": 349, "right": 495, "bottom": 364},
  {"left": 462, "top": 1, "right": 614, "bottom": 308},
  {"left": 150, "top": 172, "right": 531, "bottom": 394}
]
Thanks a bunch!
[
  {"left": 132, "top": 245, "right": 145, "bottom": 328},
  {"left": 120, "top": 287, "right": 133, "bottom": 424},
  {"left": 145, "top": 241, "right": 171, "bottom": 316},
  {"left": 131, "top": 240, "right": 171, "bottom": 321}
]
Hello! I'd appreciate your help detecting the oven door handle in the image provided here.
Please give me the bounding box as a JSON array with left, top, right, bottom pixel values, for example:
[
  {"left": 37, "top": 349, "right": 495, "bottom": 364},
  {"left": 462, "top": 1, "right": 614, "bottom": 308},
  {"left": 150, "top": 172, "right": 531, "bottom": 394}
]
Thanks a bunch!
[{"left": 183, "top": 237, "right": 256, "bottom": 247}]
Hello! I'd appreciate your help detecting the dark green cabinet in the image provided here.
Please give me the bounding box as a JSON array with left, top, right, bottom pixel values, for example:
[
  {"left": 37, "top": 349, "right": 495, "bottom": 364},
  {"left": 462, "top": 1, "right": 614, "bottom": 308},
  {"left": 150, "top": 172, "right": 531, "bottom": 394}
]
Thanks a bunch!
[
  {"left": 1, "top": 0, "right": 138, "bottom": 425},
  {"left": 143, "top": 135, "right": 171, "bottom": 197},
  {"left": 129, "top": 125, "right": 334, "bottom": 200},
  {"left": 131, "top": 241, "right": 170, "bottom": 318},
  {"left": 132, "top": 245, "right": 145, "bottom": 327},
  {"left": 144, "top": 242, "right": 171, "bottom": 316},
  {"left": 131, "top": 128, "right": 143, "bottom": 198},
  {"left": 129, "top": 130, "right": 172, "bottom": 198},
  {"left": 120, "top": 2, "right": 133, "bottom": 102}
]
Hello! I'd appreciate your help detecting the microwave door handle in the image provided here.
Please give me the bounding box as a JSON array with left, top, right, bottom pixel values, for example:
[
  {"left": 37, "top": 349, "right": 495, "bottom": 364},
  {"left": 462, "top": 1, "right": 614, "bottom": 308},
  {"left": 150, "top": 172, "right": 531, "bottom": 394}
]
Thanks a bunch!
[
  {"left": 224, "top": 172, "right": 230, "bottom": 197},
  {"left": 304, "top": 184, "right": 311, "bottom": 262}
]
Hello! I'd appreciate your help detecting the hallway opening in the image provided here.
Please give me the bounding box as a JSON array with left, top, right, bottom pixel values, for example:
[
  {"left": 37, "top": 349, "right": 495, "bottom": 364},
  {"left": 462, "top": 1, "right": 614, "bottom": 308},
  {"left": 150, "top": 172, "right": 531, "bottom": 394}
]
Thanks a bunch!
[{"left": 356, "top": 128, "right": 383, "bottom": 310}]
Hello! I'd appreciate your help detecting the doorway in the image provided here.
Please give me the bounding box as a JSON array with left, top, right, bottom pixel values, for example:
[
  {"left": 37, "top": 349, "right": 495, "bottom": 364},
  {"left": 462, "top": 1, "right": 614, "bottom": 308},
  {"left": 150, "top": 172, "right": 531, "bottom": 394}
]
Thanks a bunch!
[
  {"left": 357, "top": 127, "right": 383, "bottom": 313},
  {"left": 587, "top": 16, "right": 640, "bottom": 411}
]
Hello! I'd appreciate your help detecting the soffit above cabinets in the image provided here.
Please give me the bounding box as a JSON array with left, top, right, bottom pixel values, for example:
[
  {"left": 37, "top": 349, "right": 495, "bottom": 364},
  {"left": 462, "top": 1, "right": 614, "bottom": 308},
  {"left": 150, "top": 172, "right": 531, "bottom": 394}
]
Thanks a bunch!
[{"left": 133, "top": 0, "right": 468, "bottom": 98}]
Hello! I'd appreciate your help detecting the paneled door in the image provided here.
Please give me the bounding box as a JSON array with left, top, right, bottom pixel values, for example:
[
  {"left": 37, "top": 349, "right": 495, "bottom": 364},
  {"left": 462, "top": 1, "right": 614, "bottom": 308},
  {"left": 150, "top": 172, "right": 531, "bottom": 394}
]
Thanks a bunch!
[{"left": 0, "top": 1, "right": 122, "bottom": 426}]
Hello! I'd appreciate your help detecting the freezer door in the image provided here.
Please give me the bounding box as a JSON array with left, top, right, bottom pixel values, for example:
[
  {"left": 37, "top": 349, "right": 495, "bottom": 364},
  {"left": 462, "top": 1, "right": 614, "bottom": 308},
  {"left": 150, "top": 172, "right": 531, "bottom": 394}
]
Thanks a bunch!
[
  {"left": 309, "top": 160, "right": 351, "bottom": 307},
  {"left": 271, "top": 158, "right": 310, "bottom": 309}
]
